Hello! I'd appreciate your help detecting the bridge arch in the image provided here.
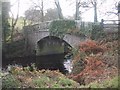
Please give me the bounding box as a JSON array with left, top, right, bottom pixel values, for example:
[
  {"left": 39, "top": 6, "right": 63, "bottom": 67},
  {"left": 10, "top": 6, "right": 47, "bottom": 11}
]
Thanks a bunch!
[
  {"left": 36, "top": 36, "right": 72, "bottom": 55},
  {"left": 24, "top": 29, "right": 86, "bottom": 55}
]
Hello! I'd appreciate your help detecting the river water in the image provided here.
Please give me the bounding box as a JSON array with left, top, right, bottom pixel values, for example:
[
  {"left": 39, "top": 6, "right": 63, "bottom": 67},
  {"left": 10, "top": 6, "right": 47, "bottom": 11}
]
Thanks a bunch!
[{"left": 2, "top": 53, "right": 73, "bottom": 74}]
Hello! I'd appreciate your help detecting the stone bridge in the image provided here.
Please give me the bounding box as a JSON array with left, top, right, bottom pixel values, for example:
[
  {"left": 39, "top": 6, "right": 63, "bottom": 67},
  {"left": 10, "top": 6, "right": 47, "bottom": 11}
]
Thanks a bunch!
[{"left": 23, "top": 23, "right": 86, "bottom": 55}]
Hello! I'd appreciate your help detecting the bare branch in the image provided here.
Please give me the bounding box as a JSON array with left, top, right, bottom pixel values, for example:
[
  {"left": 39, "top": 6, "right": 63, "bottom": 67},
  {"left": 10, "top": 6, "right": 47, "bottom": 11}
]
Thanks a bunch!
[
  {"left": 30, "top": 0, "right": 42, "bottom": 10},
  {"left": 10, "top": 0, "right": 18, "bottom": 7},
  {"left": 106, "top": 12, "right": 118, "bottom": 16},
  {"left": 13, "top": 0, "right": 19, "bottom": 27},
  {"left": 10, "top": 0, "right": 20, "bottom": 42}
]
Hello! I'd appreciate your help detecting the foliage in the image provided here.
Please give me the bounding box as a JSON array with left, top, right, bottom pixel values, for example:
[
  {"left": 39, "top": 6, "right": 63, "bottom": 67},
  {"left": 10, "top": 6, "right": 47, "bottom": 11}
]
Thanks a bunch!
[
  {"left": 32, "top": 69, "right": 80, "bottom": 88},
  {"left": 2, "top": 1, "right": 11, "bottom": 45},
  {"left": 25, "top": 8, "right": 42, "bottom": 23},
  {"left": 44, "top": 8, "right": 59, "bottom": 21},
  {"left": 2, "top": 65, "right": 80, "bottom": 88},
  {"left": 91, "top": 23, "right": 106, "bottom": 40},
  {"left": 79, "top": 22, "right": 93, "bottom": 37},
  {"left": 33, "top": 76, "right": 51, "bottom": 88},
  {"left": 5, "top": 39, "right": 25, "bottom": 57},
  {"left": 9, "top": 17, "right": 28, "bottom": 31},
  {"left": 71, "top": 56, "right": 105, "bottom": 84},
  {"left": 79, "top": 39, "right": 107, "bottom": 55},
  {"left": 70, "top": 39, "right": 118, "bottom": 86},
  {"left": 2, "top": 74, "right": 21, "bottom": 88},
  {"left": 72, "top": 58, "right": 85, "bottom": 75},
  {"left": 25, "top": 7, "right": 61, "bottom": 23},
  {"left": 71, "top": 39, "right": 105, "bottom": 81},
  {"left": 80, "top": 75, "right": 119, "bottom": 88},
  {"left": 57, "top": 77, "right": 78, "bottom": 88},
  {"left": 49, "top": 20, "right": 76, "bottom": 38}
]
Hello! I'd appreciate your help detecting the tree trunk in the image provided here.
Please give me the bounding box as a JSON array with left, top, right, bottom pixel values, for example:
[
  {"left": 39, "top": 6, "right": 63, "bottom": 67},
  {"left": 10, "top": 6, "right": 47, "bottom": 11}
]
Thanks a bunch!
[
  {"left": 94, "top": 1, "right": 97, "bottom": 22},
  {"left": 75, "top": 0, "right": 79, "bottom": 20},
  {"left": 41, "top": 0, "right": 44, "bottom": 22},
  {"left": 55, "top": 0, "right": 63, "bottom": 19}
]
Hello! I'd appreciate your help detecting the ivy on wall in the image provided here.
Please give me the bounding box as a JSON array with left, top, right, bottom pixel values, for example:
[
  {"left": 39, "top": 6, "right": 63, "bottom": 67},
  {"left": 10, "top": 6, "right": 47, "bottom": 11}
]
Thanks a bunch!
[
  {"left": 49, "top": 20, "right": 105, "bottom": 40},
  {"left": 49, "top": 20, "right": 76, "bottom": 38},
  {"left": 91, "top": 23, "right": 106, "bottom": 40}
]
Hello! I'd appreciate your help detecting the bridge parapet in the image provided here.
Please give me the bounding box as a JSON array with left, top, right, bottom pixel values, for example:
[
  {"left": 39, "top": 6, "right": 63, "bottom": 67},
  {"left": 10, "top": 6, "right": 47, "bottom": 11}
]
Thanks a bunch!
[
  {"left": 101, "top": 19, "right": 119, "bottom": 34},
  {"left": 23, "top": 21, "right": 51, "bottom": 33}
]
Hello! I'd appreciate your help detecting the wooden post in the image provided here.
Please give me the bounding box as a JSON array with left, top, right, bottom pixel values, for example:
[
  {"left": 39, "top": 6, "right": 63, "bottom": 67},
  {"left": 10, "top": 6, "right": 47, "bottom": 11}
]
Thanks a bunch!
[
  {"left": 118, "top": 2, "right": 120, "bottom": 69},
  {"left": 101, "top": 19, "right": 104, "bottom": 30},
  {"left": 118, "top": 2, "right": 120, "bottom": 24},
  {"left": 118, "top": 2, "right": 120, "bottom": 35}
]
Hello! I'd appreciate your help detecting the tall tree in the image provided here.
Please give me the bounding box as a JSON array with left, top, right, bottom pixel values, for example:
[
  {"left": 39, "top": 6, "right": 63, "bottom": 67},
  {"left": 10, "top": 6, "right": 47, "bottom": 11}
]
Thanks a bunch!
[
  {"left": 106, "top": 1, "right": 119, "bottom": 17},
  {"left": 0, "top": 1, "right": 1, "bottom": 71},
  {"left": 68, "top": 0, "right": 106, "bottom": 22},
  {"left": 75, "top": 0, "right": 80, "bottom": 20},
  {"left": 25, "top": 8, "right": 42, "bottom": 24},
  {"left": 88, "top": 0, "right": 108, "bottom": 22},
  {"left": 118, "top": 2, "right": 120, "bottom": 17},
  {"left": 91, "top": 0, "right": 97, "bottom": 22},
  {"left": 10, "top": 0, "right": 20, "bottom": 42},
  {"left": 2, "top": 0, "right": 10, "bottom": 47},
  {"left": 44, "top": 8, "right": 59, "bottom": 21},
  {"left": 55, "top": 0, "right": 63, "bottom": 19},
  {"left": 30, "top": 0, "right": 44, "bottom": 22},
  {"left": 75, "top": 0, "right": 91, "bottom": 21}
]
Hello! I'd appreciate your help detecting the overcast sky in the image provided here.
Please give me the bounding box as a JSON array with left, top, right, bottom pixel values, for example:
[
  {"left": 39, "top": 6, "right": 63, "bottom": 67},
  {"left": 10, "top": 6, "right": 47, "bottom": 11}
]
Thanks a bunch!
[{"left": 10, "top": 0, "right": 119, "bottom": 22}]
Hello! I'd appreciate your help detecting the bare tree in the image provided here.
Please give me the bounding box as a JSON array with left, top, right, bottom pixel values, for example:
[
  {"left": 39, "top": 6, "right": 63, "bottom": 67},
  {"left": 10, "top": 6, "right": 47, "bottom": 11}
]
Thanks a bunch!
[
  {"left": 75, "top": 0, "right": 91, "bottom": 20},
  {"left": 54, "top": 0, "right": 63, "bottom": 19},
  {"left": 90, "top": 0, "right": 98, "bottom": 22},
  {"left": 106, "top": 1, "right": 119, "bottom": 16},
  {"left": 30, "top": 0, "right": 44, "bottom": 22},
  {"left": 75, "top": 0, "right": 80, "bottom": 20},
  {"left": 44, "top": 8, "right": 59, "bottom": 21},
  {"left": 25, "top": 8, "right": 42, "bottom": 24},
  {"left": 10, "top": 0, "right": 20, "bottom": 42}
]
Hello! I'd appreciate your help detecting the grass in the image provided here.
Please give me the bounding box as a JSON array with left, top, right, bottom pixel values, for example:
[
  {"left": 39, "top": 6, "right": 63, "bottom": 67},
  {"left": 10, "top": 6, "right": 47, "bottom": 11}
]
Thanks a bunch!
[
  {"left": 2, "top": 74, "right": 21, "bottom": 88},
  {"left": 1, "top": 65, "right": 80, "bottom": 88},
  {"left": 2, "top": 65, "right": 119, "bottom": 89},
  {"left": 80, "top": 75, "right": 119, "bottom": 88}
]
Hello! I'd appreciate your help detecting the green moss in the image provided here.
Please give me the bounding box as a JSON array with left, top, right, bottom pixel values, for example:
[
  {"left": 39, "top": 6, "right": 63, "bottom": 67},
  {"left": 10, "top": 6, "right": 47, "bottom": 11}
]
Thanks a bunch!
[{"left": 49, "top": 20, "right": 76, "bottom": 38}]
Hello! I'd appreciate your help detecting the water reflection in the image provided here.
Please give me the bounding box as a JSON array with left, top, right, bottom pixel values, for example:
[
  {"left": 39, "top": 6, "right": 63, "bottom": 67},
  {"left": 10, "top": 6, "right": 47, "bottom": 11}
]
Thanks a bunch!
[{"left": 64, "top": 59, "right": 73, "bottom": 73}]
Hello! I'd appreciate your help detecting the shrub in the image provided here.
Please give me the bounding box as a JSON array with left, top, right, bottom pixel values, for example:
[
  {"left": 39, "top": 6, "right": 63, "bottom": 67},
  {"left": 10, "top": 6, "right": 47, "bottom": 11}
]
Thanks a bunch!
[
  {"left": 91, "top": 23, "right": 106, "bottom": 40},
  {"left": 82, "top": 75, "right": 119, "bottom": 88},
  {"left": 72, "top": 59, "right": 85, "bottom": 75},
  {"left": 2, "top": 66, "right": 80, "bottom": 88},
  {"left": 58, "top": 77, "right": 78, "bottom": 88},
  {"left": 32, "top": 70, "right": 80, "bottom": 88},
  {"left": 2, "top": 74, "right": 21, "bottom": 88},
  {"left": 79, "top": 39, "right": 106, "bottom": 55},
  {"left": 33, "top": 76, "right": 51, "bottom": 88}
]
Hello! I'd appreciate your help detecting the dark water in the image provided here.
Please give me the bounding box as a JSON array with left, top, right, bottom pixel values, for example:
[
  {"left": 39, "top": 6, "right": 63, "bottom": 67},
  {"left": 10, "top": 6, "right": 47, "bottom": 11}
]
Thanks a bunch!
[{"left": 2, "top": 53, "right": 69, "bottom": 74}]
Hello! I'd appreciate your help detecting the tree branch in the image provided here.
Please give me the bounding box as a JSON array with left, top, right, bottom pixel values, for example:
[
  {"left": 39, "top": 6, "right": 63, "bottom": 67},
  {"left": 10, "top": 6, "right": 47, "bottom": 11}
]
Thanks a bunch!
[{"left": 106, "top": 11, "right": 118, "bottom": 16}]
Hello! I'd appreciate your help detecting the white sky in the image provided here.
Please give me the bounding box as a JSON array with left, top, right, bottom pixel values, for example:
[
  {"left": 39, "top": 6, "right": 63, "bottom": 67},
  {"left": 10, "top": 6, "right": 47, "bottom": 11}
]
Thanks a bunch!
[{"left": 10, "top": 0, "right": 119, "bottom": 22}]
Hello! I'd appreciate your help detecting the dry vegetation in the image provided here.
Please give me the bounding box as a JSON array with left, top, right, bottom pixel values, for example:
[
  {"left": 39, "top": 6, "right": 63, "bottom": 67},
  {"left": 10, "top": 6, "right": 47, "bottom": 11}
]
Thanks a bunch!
[{"left": 69, "top": 39, "right": 118, "bottom": 87}]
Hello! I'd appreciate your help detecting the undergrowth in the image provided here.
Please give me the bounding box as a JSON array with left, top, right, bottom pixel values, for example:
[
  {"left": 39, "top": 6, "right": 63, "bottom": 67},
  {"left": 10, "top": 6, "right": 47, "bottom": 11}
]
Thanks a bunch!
[{"left": 1, "top": 65, "right": 80, "bottom": 88}]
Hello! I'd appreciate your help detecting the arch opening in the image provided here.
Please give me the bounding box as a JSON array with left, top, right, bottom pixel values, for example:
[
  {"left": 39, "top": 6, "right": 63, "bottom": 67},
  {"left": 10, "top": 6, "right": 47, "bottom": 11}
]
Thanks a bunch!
[
  {"left": 36, "top": 36, "right": 73, "bottom": 56},
  {"left": 36, "top": 36, "right": 73, "bottom": 73}
]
